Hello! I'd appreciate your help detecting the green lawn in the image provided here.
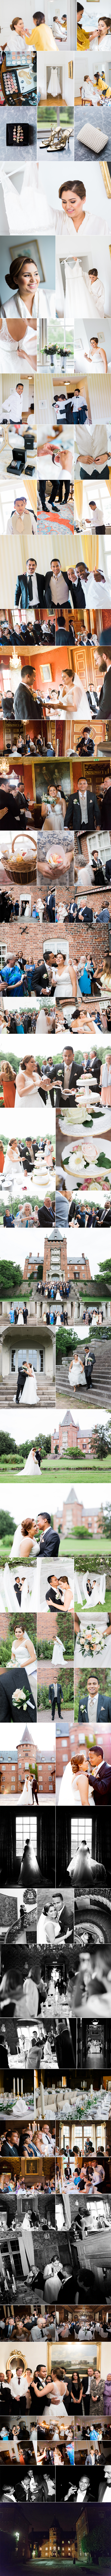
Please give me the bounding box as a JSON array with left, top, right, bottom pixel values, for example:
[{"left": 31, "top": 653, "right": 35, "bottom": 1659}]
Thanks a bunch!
[
  {"left": 74, "top": 1567, "right": 111, "bottom": 1607},
  {"left": 74, "top": 1531, "right": 111, "bottom": 1558},
  {"left": 0, "top": 1454, "right": 111, "bottom": 1486}
]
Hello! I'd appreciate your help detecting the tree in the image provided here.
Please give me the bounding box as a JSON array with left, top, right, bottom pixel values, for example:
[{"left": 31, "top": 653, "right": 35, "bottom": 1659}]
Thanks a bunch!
[
  {"left": 78, "top": 1257, "right": 111, "bottom": 1306},
  {"left": 0, "top": 1263, "right": 23, "bottom": 1300},
  {"left": 0, "top": 1430, "right": 52, "bottom": 1467},
  {"left": 57, "top": 1610, "right": 73, "bottom": 1658},
  {"left": 56, "top": 1329, "right": 74, "bottom": 1360},
  {"left": 0, "top": 1508, "right": 15, "bottom": 1543},
  {"left": 96, "top": 1427, "right": 110, "bottom": 1456},
  {"left": 29, "top": 1760, "right": 38, "bottom": 1787},
  {"left": 0, "top": 1432, "right": 17, "bottom": 1460},
  {"left": 0, "top": 1260, "right": 38, "bottom": 1302}
]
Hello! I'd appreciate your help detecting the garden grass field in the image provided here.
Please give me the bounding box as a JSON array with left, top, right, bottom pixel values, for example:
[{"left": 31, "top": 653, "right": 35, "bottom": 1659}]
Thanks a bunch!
[
  {"left": 74, "top": 1579, "right": 111, "bottom": 1608},
  {"left": 0, "top": 1454, "right": 111, "bottom": 1486},
  {"left": 73, "top": 1530, "right": 111, "bottom": 1557},
  {"left": 75, "top": 1578, "right": 111, "bottom": 1596}
]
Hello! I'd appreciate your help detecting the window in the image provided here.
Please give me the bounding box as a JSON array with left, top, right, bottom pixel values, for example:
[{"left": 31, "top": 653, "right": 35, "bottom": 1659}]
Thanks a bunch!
[
  {"left": 18, "top": 1345, "right": 37, "bottom": 1370},
  {"left": 11, "top": 1349, "right": 16, "bottom": 1373},
  {"left": 62, "top": 2124, "right": 70, "bottom": 2149},
  {"left": 71, "top": 1817, "right": 92, "bottom": 1858},
  {"left": 16, "top": 1816, "right": 37, "bottom": 1858},
  {"left": 88, "top": 830, "right": 111, "bottom": 863}
]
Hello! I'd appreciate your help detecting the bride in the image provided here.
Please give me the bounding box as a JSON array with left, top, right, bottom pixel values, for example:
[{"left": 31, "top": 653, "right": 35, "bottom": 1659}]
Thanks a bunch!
[{"left": 14, "top": 1362, "right": 39, "bottom": 1408}]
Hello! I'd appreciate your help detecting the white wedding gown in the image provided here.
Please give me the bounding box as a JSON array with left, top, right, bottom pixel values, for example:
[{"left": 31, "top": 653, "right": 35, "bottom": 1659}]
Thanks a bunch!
[
  {"left": 75, "top": 1572, "right": 106, "bottom": 1607},
  {"left": 19, "top": 1780, "right": 34, "bottom": 1805},
  {"left": 19, "top": 1371, "right": 39, "bottom": 1407},
  {"left": 64, "top": 258, "right": 105, "bottom": 322},
  {"left": 52, "top": 1636, "right": 66, "bottom": 1665},
  {"left": 23, "top": 1450, "right": 41, "bottom": 1474},
  {"left": 69, "top": 1357, "right": 85, "bottom": 1385}
]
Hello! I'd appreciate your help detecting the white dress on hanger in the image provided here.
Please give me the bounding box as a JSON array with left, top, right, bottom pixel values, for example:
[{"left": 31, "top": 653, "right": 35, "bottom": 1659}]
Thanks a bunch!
[{"left": 64, "top": 259, "right": 105, "bottom": 322}]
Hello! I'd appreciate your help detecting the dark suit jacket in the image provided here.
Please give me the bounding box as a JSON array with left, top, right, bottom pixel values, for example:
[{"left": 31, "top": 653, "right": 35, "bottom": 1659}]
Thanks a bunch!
[
  {"left": 39, "top": 1531, "right": 59, "bottom": 1556},
  {"left": 78, "top": 1691, "right": 111, "bottom": 1724},
  {"left": 14, "top": 575, "right": 29, "bottom": 611},
  {"left": 85, "top": 792, "right": 101, "bottom": 829},
  {"left": 73, "top": 577, "right": 86, "bottom": 605},
  {"left": 99, "top": 788, "right": 111, "bottom": 830},
  {"left": 13, "top": 685, "right": 37, "bottom": 721},
  {"left": 99, "top": 668, "right": 111, "bottom": 718},
  {"left": 42, "top": 574, "right": 55, "bottom": 615},
  {"left": 81, "top": 905, "right": 93, "bottom": 924},
  {"left": 73, "top": 576, "right": 86, "bottom": 606},
  {"left": 64, "top": 794, "right": 75, "bottom": 830},
  {"left": 0, "top": 1666, "right": 36, "bottom": 1723},
  {"left": 48, "top": 1685, "right": 55, "bottom": 1716},
  {"left": 69, "top": 1061, "right": 77, "bottom": 1088},
  {"left": 92, "top": 1762, "right": 111, "bottom": 1804},
  {"left": 66, "top": 791, "right": 101, "bottom": 833}
]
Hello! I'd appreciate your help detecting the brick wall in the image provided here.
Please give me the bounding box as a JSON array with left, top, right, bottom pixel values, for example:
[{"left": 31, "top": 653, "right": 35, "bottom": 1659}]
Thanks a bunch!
[
  {"left": 58, "top": 920, "right": 109, "bottom": 969},
  {"left": 59, "top": 1241, "right": 68, "bottom": 1281},
  {"left": 53, "top": 1425, "right": 93, "bottom": 1457},
  {"left": 73, "top": 1263, "right": 91, "bottom": 1280},
  {"left": 4, "top": 912, "right": 109, "bottom": 970},
  {"left": 2, "top": 922, "right": 48, "bottom": 966},
  {"left": 0, "top": 1613, "right": 9, "bottom": 1642},
  {"left": 43, "top": 1237, "right": 68, "bottom": 1287},
  {"left": 0, "top": 1758, "right": 18, "bottom": 1790},
  {"left": 51, "top": 1432, "right": 59, "bottom": 1455},
  {"left": 37, "top": 1610, "right": 57, "bottom": 1643},
  {"left": 38, "top": 1659, "right": 56, "bottom": 1687},
  {"left": 0, "top": 1727, "right": 37, "bottom": 1795},
  {"left": 74, "top": 834, "right": 90, "bottom": 862},
  {"left": 43, "top": 1239, "right": 51, "bottom": 1285},
  {"left": 37, "top": 1759, "right": 55, "bottom": 1795},
  {"left": 23, "top": 1258, "right": 37, "bottom": 1275},
  {"left": 59, "top": 1422, "right": 76, "bottom": 1455}
]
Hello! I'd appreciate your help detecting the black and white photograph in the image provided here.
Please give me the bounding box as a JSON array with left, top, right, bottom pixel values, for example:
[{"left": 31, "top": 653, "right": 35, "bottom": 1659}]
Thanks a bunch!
[{"left": 0, "top": 12, "right": 111, "bottom": 2564}]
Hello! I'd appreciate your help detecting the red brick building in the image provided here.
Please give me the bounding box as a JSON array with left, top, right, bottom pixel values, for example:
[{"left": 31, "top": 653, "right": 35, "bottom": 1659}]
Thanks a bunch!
[
  {"left": 42, "top": 1235, "right": 69, "bottom": 1289},
  {"left": 23, "top": 1257, "right": 38, "bottom": 1285},
  {"left": 0, "top": 1721, "right": 37, "bottom": 1799},
  {"left": 51, "top": 1412, "right": 93, "bottom": 1459},
  {"left": 37, "top": 1752, "right": 55, "bottom": 1797},
  {"left": 73, "top": 1260, "right": 91, "bottom": 1282}
]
